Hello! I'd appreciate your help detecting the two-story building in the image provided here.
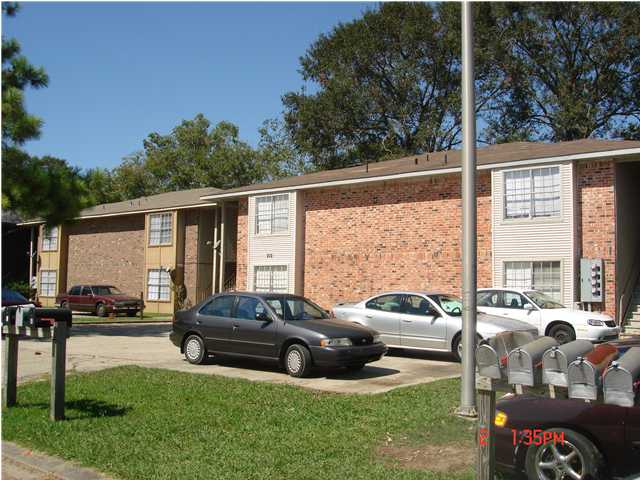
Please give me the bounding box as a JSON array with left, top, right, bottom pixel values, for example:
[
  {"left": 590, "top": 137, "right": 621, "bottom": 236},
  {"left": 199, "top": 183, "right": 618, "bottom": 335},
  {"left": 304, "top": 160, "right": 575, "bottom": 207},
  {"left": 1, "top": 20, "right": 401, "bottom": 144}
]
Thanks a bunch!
[{"left": 23, "top": 139, "right": 640, "bottom": 331}]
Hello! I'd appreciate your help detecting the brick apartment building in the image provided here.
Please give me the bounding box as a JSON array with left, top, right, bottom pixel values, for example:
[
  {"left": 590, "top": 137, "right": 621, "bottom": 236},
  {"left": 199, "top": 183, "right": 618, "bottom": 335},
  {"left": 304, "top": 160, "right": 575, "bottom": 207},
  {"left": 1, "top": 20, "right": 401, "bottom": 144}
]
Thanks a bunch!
[{"left": 22, "top": 139, "right": 640, "bottom": 329}]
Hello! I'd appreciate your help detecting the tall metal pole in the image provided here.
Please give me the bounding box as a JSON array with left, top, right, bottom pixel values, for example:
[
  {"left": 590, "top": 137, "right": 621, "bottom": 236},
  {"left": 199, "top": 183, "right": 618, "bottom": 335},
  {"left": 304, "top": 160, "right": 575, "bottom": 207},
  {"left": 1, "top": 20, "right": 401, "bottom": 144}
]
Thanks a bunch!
[{"left": 458, "top": 0, "right": 478, "bottom": 417}]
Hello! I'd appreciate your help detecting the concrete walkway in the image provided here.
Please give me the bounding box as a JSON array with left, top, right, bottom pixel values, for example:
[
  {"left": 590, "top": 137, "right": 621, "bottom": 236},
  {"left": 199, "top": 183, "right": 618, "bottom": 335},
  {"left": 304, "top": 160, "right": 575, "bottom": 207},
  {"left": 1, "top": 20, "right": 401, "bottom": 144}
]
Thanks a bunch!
[
  {"left": 4, "top": 323, "right": 460, "bottom": 394},
  {"left": 2, "top": 442, "right": 112, "bottom": 480}
]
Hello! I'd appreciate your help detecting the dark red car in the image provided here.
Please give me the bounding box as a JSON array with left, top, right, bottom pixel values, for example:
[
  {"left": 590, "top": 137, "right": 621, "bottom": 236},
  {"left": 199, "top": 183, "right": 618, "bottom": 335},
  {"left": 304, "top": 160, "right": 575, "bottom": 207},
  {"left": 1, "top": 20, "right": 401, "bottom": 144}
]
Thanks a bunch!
[
  {"left": 494, "top": 393, "right": 640, "bottom": 479},
  {"left": 56, "top": 285, "right": 143, "bottom": 317}
]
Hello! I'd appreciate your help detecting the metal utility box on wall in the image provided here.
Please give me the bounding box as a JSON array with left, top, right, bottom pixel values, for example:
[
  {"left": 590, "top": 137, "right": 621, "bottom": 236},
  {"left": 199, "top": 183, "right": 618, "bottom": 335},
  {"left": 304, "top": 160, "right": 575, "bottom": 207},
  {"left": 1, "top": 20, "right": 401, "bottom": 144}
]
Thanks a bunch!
[{"left": 580, "top": 258, "right": 603, "bottom": 303}]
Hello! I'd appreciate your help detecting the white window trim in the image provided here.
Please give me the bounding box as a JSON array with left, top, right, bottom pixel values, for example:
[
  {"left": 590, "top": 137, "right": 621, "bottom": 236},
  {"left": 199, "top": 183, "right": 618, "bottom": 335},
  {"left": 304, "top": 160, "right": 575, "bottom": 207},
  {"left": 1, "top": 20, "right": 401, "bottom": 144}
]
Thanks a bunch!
[
  {"left": 502, "top": 165, "right": 563, "bottom": 222},
  {"left": 42, "top": 226, "right": 59, "bottom": 252},
  {"left": 502, "top": 259, "right": 564, "bottom": 301},
  {"left": 39, "top": 270, "right": 57, "bottom": 297},
  {"left": 147, "top": 269, "right": 171, "bottom": 302},
  {"left": 253, "top": 265, "right": 289, "bottom": 293},
  {"left": 148, "top": 213, "right": 173, "bottom": 246},
  {"left": 254, "top": 194, "right": 290, "bottom": 237}
]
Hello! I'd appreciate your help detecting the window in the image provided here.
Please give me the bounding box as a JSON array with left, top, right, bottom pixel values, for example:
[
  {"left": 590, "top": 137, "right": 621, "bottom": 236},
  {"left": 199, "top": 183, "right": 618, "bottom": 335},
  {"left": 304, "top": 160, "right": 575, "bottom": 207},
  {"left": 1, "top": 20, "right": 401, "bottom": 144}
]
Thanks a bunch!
[
  {"left": 503, "top": 292, "right": 527, "bottom": 309},
  {"left": 402, "top": 295, "right": 436, "bottom": 316},
  {"left": 147, "top": 269, "right": 171, "bottom": 301},
  {"left": 39, "top": 270, "right": 57, "bottom": 297},
  {"left": 477, "top": 291, "right": 500, "bottom": 308},
  {"left": 254, "top": 265, "right": 288, "bottom": 293},
  {"left": 149, "top": 213, "right": 172, "bottom": 245},
  {"left": 264, "top": 297, "right": 328, "bottom": 321},
  {"left": 81, "top": 286, "right": 93, "bottom": 296},
  {"left": 255, "top": 194, "right": 289, "bottom": 235},
  {"left": 42, "top": 226, "right": 58, "bottom": 251},
  {"left": 200, "top": 295, "right": 235, "bottom": 317},
  {"left": 504, "top": 167, "right": 560, "bottom": 219},
  {"left": 234, "top": 296, "right": 266, "bottom": 321},
  {"left": 365, "top": 294, "right": 403, "bottom": 313},
  {"left": 69, "top": 286, "right": 81, "bottom": 295},
  {"left": 504, "top": 261, "right": 561, "bottom": 301}
]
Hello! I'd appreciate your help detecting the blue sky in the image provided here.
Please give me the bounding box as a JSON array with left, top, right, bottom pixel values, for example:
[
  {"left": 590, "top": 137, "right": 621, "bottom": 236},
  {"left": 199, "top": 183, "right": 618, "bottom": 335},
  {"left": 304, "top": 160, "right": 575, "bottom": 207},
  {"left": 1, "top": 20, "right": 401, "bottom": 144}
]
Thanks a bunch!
[{"left": 3, "top": 2, "right": 372, "bottom": 170}]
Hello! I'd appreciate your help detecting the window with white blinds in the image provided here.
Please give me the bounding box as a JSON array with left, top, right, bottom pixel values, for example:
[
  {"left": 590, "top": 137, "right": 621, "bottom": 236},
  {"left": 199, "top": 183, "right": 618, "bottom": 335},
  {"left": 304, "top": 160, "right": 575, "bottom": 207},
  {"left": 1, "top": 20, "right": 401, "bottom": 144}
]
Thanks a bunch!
[
  {"left": 504, "top": 167, "right": 560, "bottom": 219},
  {"left": 504, "top": 261, "right": 562, "bottom": 301},
  {"left": 255, "top": 194, "right": 289, "bottom": 235},
  {"left": 147, "top": 269, "right": 171, "bottom": 301},
  {"left": 149, "top": 213, "right": 172, "bottom": 245},
  {"left": 254, "top": 265, "right": 289, "bottom": 293},
  {"left": 39, "top": 270, "right": 57, "bottom": 297},
  {"left": 42, "top": 226, "right": 58, "bottom": 251}
]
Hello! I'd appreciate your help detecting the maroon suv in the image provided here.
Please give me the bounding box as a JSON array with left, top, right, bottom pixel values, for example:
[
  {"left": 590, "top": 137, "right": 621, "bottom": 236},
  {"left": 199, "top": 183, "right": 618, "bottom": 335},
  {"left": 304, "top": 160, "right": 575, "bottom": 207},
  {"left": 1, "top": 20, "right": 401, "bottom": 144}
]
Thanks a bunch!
[{"left": 56, "top": 285, "right": 143, "bottom": 317}]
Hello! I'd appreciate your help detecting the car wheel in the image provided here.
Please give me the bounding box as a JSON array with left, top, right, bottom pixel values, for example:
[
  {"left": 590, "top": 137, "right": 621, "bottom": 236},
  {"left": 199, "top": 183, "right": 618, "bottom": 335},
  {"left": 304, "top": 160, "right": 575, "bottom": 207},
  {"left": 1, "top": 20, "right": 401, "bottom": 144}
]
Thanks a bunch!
[
  {"left": 60, "top": 301, "right": 69, "bottom": 310},
  {"left": 285, "top": 344, "right": 312, "bottom": 378},
  {"left": 184, "top": 335, "right": 207, "bottom": 365},
  {"left": 525, "top": 428, "right": 603, "bottom": 480},
  {"left": 549, "top": 324, "right": 576, "bottom": 345},
  {"left": 452, "top": 334, "right": 481, "bottom": 362},
  {"left": 96, "top": 303, "right": 107, "bottom": 317}
]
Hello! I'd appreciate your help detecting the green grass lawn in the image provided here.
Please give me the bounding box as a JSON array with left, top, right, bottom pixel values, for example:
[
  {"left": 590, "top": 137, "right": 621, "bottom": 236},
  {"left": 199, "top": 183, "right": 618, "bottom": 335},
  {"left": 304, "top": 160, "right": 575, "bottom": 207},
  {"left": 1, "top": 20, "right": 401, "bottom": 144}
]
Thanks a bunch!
[
  {"left": 71, "top": 313, "right": 172, "bottom": 324},
  {"left": 2, "top": 367, "right": 475, "bottom": 480}
]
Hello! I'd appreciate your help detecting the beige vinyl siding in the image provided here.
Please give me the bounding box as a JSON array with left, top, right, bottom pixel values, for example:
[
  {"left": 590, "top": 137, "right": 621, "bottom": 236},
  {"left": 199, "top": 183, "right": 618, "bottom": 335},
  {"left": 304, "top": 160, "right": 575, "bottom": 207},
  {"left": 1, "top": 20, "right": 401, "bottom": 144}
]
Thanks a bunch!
[
  {"left": 492, "top": 162, "right": 575, "bottom": 306},
  {"left": 247, "top": 192, "right": 300, "bottom": 293}
]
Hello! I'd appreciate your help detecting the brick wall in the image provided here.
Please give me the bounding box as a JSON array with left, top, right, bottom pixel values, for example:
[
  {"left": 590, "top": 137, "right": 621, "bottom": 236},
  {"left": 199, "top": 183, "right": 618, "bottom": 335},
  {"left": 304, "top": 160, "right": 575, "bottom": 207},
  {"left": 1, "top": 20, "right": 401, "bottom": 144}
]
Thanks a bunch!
[
  {"left": 577, "top": 160, "right": 616, "bottom": 317},
  {"left": 66, "top": 215, "right": 145, "bottom": 297},
  {"left": 303, "top": 173, "right": 492, "bottom": 307},
  {"left": 183, "top": 210, "right": 199, "bottom": 306},
  {"left": 235, "top": 199, "right": 248, "bottom": 290}
]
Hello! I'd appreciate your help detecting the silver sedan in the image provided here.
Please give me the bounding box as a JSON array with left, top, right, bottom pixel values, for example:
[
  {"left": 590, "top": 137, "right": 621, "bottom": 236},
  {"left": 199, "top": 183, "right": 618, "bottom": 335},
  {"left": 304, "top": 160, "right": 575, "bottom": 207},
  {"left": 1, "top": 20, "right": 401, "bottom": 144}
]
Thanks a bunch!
[{"left": 332, "top": 291, "right": 538, "bottom": 361}]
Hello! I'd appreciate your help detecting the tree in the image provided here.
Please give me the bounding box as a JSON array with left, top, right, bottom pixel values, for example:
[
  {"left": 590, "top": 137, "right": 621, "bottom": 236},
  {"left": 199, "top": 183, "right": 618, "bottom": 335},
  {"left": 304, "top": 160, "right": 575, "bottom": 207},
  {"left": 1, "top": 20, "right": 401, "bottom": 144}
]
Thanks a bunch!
[
  {"left": 83, "top": 168, "right": 122, "bottom": 205},
  {"left": 2, "top": 3, "right": 89, "bottom": 224},
  {"left": 282, "top": 3, "right": 499, "bottom": 170},
  {"left": 257, "top": 118, "right": 309, "bottom": 177},
  {"left": 483, "top": 3, "right": 640, "bottom": 142}
]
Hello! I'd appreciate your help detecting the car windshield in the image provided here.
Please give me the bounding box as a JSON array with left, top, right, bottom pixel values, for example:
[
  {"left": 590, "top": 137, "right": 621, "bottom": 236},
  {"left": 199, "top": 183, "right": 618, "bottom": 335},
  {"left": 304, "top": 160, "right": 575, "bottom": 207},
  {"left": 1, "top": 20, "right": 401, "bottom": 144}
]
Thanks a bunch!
[
  {"left": 264, "top": 297, "right": 329, "bottom": 321},
  {"left": 428, "top": 295, "right": 463, "bottom": 317},
  {"left": 2, "top": 289, "right": 28, "bottom": 303},
  {"left": 525, "top": 291, "right": 565, "bottom": 309},
  {"left": 92, "top": 286, "right": 123, "bottom": 295}
]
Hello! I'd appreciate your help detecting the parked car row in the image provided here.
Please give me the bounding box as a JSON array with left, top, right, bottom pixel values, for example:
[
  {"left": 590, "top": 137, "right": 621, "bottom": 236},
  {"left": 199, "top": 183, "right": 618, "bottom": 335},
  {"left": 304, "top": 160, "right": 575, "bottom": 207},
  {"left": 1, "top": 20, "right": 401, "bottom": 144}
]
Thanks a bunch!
[{"left": 56, "top": 285, "right": 143, "bottom": 317}]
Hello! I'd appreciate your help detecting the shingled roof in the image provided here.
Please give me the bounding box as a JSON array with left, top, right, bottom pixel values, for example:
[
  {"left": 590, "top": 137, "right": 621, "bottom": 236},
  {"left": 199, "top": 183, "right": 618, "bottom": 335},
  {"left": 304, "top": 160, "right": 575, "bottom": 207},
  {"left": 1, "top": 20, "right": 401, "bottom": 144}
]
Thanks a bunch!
[
  {"left": 201, "top": 139, "right": 640, "bottom": 200},
  {"left": 19, "top": 186, "right": 222, "bottom": 225}
]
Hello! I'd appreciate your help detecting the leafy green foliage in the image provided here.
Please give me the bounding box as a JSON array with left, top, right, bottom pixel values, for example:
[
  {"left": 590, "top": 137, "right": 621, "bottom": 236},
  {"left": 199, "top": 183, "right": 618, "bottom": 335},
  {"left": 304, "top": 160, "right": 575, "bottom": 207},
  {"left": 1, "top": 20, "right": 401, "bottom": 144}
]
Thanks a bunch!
[
  {"left": 483, "top": 3, "right": 640, "bottom": 142},
  {"left": 3, "top": 367, "right": 474, "bottom": 480},
  {"left": 2, "top": 5, "right": 89, "bottom": 224}
]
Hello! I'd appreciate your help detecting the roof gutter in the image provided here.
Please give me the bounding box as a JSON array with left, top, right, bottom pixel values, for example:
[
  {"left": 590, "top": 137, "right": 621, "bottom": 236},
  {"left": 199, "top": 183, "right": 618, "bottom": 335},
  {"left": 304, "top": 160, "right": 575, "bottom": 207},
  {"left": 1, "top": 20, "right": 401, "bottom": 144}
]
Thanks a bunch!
[
  {"left": 17, "top": 201, "right": 218, "bottom": 226},
  {"left": 199, "top": 147, "right": 640, "bottom": 200}
]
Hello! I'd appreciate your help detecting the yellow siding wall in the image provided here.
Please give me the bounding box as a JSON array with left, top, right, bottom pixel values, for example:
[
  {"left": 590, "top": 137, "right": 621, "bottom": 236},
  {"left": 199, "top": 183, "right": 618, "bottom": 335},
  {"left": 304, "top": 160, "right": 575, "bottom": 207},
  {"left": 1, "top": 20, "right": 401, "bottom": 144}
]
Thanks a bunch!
[
  {"left": 143, "top": 212, "right": 178, "bottom": 315},
  {"left": 37, "top": 224, "right": 68, "bottom": 307}
]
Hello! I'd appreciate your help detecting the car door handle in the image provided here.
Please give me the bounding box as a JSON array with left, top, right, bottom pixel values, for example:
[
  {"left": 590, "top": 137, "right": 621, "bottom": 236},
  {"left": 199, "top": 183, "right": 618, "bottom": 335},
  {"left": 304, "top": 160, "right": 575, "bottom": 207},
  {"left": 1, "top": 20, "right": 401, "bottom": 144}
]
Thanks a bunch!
[
  {"left": 196, "top": 319, "right": 202, "bottom": 325},
  {"left": 365, "top": 314, "right": 373, "bottom": 318},
  {"left": 402, "top": 319, "right": 413, "bottom": 323},
  {"left": 232, "top": 324, "right": 239, "bottom": 331}
]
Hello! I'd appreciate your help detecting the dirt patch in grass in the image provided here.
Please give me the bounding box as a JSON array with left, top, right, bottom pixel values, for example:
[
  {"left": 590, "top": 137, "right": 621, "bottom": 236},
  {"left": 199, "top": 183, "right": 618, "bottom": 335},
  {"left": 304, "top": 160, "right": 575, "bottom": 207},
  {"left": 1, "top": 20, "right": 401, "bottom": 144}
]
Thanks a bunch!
[{"left": 378, "top": 442, "right": 474, "bottom": 473}]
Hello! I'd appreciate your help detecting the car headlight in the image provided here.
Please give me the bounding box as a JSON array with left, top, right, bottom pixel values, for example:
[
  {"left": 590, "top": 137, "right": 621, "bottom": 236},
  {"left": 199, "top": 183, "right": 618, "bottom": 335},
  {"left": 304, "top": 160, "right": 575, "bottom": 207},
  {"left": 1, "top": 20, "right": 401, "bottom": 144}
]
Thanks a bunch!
[
  {"left": 587, "top": 319, "right": 604, "bottom": 326},
  {"left": 494, "top": 410, "right": 508, "bottom": 428},
  {"left": 373, "top": 334, "right": 381, "bottom": 344},
  {"left": 320, "top": 337, "right": 353, "bottom": 347}
]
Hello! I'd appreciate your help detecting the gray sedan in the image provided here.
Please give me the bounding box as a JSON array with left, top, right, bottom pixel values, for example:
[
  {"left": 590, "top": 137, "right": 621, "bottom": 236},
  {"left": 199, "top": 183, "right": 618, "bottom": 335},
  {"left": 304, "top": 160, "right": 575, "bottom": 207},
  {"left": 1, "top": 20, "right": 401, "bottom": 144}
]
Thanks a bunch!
[{"left": 332, "top": 291, "right": 538, "bottom": 361}]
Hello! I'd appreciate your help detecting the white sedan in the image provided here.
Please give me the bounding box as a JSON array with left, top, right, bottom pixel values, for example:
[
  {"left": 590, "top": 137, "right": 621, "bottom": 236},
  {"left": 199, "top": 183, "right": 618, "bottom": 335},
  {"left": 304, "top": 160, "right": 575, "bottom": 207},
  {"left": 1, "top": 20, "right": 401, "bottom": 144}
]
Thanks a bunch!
[{"left": 477, "top": 288, "right": 619, "bottom": 344}]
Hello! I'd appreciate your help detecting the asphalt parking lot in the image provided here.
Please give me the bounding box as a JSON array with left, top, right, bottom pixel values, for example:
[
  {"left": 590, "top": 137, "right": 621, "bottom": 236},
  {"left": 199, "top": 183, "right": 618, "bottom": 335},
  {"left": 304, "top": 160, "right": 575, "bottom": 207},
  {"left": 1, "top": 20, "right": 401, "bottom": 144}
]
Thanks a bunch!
[{"left": 5, "top": 322, "right": 461, "bottom": 394}]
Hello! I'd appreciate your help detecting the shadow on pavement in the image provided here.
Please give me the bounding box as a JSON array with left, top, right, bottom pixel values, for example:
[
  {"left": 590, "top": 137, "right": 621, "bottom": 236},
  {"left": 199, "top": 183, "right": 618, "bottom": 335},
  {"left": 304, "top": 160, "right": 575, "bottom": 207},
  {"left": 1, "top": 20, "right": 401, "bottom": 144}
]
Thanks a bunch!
[
  {"left": 68, "top": 323, "right": 171, "bottom": 338},
  {"left": 385, "top": 347, "right": 458, "bottom": 363}
]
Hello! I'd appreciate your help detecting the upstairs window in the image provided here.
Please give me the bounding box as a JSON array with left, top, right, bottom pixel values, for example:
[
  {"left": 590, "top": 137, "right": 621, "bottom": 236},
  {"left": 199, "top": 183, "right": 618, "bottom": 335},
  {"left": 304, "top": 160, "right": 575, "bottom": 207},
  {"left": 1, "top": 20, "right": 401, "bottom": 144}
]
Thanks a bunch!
[
  {"left": 149, "top": 213, "right": 172, "bottom": 245},
  {"left": 255, "top": 194, "right": 289, "bottom": 235},
  {"left": 42, "top": 226, "right": 58, "bottom": 251},
  {"left": 504, "top": 166, "right": 560, "bottom": 219}
]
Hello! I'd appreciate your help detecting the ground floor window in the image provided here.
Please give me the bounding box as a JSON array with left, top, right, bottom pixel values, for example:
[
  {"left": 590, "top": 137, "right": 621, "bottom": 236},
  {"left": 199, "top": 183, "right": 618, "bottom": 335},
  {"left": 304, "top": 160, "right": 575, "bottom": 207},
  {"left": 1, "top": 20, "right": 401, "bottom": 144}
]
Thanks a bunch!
[
  {"left": 254, "top": 265, "right": 288, "bottom": 293},
  {"left": 147, "top": 269, "right": 171, "bottom": 301},
  {"left": 504, "top": 260, "right": 562, "bottom": 301},
  {"left": 39, "top": 270, "right": 57, "bottom": 297}
]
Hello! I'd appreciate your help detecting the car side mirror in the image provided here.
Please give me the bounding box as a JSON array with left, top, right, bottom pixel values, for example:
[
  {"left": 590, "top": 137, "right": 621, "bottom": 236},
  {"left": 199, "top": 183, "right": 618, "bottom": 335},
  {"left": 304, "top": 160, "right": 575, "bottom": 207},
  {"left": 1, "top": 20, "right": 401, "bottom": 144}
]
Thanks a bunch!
[
  {"left": 524, "top": 303, "right": 534, "bottom": 311},
  {"left": 255, "top": 311, "right": 271, "bottom": 322}
]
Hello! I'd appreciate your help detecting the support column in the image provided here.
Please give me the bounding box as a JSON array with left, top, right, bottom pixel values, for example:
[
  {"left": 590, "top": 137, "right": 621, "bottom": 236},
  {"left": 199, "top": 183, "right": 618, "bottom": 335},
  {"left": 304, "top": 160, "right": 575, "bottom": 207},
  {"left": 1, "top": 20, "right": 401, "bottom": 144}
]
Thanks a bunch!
[
  {"left": 2, "top": 335, "right": 19, "bottom": 408},
  {"left": 218, "top": 202, "right": 226, "bottom": 291},
  {"left": 212, "top": 207, "right": 219, "bottom": 294}
]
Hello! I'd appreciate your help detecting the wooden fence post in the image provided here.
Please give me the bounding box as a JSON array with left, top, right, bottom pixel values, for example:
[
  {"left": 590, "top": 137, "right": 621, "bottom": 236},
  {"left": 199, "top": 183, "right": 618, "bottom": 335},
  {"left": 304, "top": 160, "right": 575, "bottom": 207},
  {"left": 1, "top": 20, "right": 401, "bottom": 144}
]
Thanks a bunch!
[
  {"left": 50, "top": 320, "right": 68, "bottom": 421},
  {"left": 2, "top": 334, "right": 19, "bottom": 408},
  {"left": 476, "top": 376, "right": 496, "bottom": 480},
  {"left": 140, "top": 291, "right": 144, "bottom": 321}
]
